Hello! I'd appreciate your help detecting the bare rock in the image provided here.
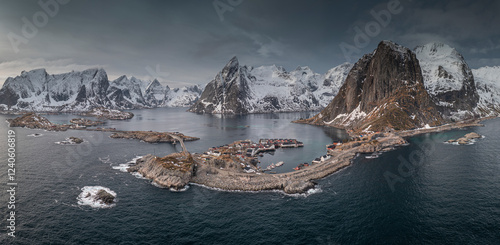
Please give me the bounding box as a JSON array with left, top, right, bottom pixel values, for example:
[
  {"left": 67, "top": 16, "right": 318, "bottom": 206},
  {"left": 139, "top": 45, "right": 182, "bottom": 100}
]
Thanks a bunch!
[
  {"left": 464, "top": 132, "right": 481, "bottom": 139},
  {"left": 95, "top": 189, "right": 115, "bottom": 205},
  {"left": 128, "top": 154, "right": 193, "bottom": 190},
  {"left": 283, "top": 180, "right": 315, "bottom": 194}
]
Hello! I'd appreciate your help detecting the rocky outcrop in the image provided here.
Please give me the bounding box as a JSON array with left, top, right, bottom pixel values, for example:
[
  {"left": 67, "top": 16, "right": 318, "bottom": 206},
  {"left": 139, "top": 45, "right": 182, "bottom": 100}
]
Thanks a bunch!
[
  {"left": 283, "top": 180, "right": 315, "bottom": 194},
  {"left": 6, "top": 113, "right": 69, "bottom": 131},
  {"left": 95, "top": 189, "right": 116, "bottom": 205},
  {"left": 303, "top": 41, "right": 444, "bottom": 132},
  {"left": 128, "top": 154, "right": 194, "bottom": 190},
  {"left": 446, "top": 132, "right": 482, "bottom": 145},
  {"left": 414, "top": 43, "right": 479, "bottom": 118},
  {"left": 69, "top": 137, "right": 83, "bottom": 144}
]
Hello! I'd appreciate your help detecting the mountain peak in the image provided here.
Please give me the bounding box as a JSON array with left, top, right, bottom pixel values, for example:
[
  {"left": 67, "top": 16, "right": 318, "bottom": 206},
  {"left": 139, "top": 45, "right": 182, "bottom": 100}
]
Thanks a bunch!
[
  {"left": 378, "top": 40, "right": 411, "bottom": 54},
  {"left": 227, "top": 56, "right": 239, "bottom": 67},
  {"left": 146, "top": 79, "right": 162, "bottom": 90},
  {"left": 414, "top": 42, "right": 460, "bottom": 59},
  {"left": 21, "top": 68, "right": 47, "bottom": 77},
  {"left": 294, "top": 66, "right": 311, "bottom": 71},
  {"left": 306, "top": 41, "right": 443, "bottom": 131},
  {"left": 414, "top": 42, "right": 478, "bottom": 116}
]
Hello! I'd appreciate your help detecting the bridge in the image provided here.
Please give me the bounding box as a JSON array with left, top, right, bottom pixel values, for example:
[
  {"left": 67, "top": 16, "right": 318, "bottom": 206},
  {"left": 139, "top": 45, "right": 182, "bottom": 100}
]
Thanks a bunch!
[{"left": 167, "top": 133, "right": 189, "bottom": 155}]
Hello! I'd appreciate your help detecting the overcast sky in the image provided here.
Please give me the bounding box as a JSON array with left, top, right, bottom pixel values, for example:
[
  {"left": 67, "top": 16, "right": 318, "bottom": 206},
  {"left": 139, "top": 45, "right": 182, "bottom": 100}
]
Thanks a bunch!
[{"left": 0, "top": 0, "right": 499, "bottom": 87}]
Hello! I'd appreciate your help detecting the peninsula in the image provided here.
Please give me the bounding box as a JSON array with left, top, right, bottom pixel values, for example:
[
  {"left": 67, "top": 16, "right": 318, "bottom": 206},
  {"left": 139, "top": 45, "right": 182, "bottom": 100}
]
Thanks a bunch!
[{"left": 127, "top": 118, "right": 485, "bottom": 194}]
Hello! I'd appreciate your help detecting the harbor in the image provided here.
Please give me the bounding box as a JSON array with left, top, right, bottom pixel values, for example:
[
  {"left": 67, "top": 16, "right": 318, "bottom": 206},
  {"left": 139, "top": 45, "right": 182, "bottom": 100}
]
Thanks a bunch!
[{"left": 193, "top": 138, "right": 306, "bottom": 174}]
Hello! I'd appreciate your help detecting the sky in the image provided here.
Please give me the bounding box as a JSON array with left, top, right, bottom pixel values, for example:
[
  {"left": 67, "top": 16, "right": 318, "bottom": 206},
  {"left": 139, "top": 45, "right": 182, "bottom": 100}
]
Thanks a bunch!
[{"left": 0, "top": 0, "right": 499, "bottom": 87}]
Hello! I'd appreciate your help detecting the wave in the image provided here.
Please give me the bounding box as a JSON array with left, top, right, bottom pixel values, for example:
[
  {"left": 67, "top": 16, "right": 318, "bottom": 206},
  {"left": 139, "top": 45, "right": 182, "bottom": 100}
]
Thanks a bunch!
[
  {"left": 77, "top": 186, "right": 117, "bottom": 209},
  {"left": 111, "top": 156, "right": 143, "bottom": 173},
  {"left": 444, "top": 139, "right": 477, "bottom": 146},
  {"left": 55, "top": 138, "right": 85, "bottom": 145},
  {"left": 189, "top": 182, "right": 322, "bottom": 198}
]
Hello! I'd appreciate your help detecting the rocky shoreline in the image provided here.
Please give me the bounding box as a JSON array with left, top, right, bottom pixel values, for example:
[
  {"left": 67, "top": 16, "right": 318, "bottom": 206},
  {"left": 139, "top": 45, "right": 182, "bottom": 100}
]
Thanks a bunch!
[
  {"left": 446, "top": 132, "right": 482, "bottom": 145},
  {"left": 128, "top": 131, "right": 407, "bottom": 194},
  {"left": 129, "top": 117, "right": 492, "bottom": 194},
  {"left": 7, "top": 112, "right": 199, "bottom": 144}
]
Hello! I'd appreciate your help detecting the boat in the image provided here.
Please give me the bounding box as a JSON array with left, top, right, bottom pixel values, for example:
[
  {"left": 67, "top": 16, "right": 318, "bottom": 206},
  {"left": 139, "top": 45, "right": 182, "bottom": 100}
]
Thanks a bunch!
[
  {"left": 312, "top": 158, "right": 322, "bottom": 164},
  {"left": 365, "top": 152, "right": 381, "bottom": 159},
  {"left": 293, "top": 163, "right": 305, "bottom": 171},
  {"left": 275, "top": 161, "right": 284, "bottom": 167}
]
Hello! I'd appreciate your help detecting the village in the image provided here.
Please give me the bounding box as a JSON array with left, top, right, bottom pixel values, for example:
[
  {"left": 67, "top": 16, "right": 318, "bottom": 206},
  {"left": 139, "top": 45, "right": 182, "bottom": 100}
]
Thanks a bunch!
[{"left": 192, "top": 138, "right": 347, "bottom": 173}]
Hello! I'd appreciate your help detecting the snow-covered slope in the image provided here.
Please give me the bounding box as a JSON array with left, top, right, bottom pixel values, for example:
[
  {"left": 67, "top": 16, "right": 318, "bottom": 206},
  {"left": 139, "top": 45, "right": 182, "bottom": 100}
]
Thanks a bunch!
[
  {"left": 415, "top": 43, "right": 469, "bottom": 94},
  {"left": 473, "top": 66, "right": 500, "bottom": 115},
  {"left": 188, "top": 57, "right": 352, "bottom": 114},
  {"left": 0, "top": 68, "right": 203, "bottom": 112},
  {"left": 164, "top": 85, "right": 203, "bottom": 107},
  {"left": 414, "top": 43, "right": 479, "bottom": 117}
]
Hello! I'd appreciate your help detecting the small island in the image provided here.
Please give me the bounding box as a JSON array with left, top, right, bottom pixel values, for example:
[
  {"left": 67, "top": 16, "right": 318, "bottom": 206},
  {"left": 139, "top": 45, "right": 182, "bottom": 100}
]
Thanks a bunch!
[
  {"left": 70, "top": 118, "right": 106, "bottom": 128},
  {"left": 77, "top": 186, "right": 117, "bottom": 208},
  {"left": 446, "top": 132, "right": 482, "bottom": 145},
  {"left": 110, "top": 131, "right": 199, "bottom": 143},
  {"left": 7, "top": 113, "right": 70, "bottom": 131},
  {"left": 7, "top": 113, "right": 200, "bottom": 144}
]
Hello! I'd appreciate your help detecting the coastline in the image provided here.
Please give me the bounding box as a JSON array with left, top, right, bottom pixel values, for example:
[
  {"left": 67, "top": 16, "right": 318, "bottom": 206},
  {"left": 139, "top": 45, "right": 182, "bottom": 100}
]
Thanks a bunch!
[
  {"left": 7, "top": 110, "right": 496, "bottom": 194},
  {"left": 134, "top": 116, "right": 495, "bottom": 194}
]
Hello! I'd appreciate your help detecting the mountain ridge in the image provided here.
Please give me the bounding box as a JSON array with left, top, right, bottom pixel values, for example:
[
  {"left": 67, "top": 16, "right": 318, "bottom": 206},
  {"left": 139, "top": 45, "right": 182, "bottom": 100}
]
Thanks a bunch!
[
  {"left": 188, "top": 57, "right": 353, "bottom": 114},
  {"left": 0, "top": 68, "right": 203, "bottom": 112}
]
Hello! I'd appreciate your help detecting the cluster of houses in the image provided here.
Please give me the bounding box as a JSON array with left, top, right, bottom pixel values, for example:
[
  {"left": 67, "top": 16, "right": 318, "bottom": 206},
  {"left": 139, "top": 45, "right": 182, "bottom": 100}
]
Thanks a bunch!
[{"left": 195, "top": 139, "right": 306, "bottom": 173}]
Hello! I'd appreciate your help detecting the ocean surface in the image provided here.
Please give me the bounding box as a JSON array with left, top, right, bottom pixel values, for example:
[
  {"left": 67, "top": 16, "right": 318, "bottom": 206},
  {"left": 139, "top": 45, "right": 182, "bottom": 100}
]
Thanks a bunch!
[{"left": 0, "top": 108, "right": 499, "bottom": 244}]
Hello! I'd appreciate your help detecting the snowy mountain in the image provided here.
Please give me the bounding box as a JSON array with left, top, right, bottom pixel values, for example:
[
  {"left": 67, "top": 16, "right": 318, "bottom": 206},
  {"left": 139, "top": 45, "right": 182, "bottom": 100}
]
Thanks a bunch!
[
  {"left": 188, "top": 57, "right": 352, "bottom": 114},
  {"left": 164, "top": 85, "right": 204, "bottom": 107},
  {"left": 0, "top": 68, "right": 203, "bottom": 112},
  {"left": 414, "top": 43, "right": 479, "bottom": 118},
  {"left": 473, "top": 66, "right": 500, "bottom": 115},
  {"left": 305, "top": 41, "right": 443, "bottom": 131}
]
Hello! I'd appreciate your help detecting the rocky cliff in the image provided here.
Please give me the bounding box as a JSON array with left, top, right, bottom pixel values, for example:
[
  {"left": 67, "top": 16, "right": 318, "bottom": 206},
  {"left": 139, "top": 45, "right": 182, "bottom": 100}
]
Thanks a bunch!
[{"left": 304, "top": 41, "right": 444, "bottom": 132}]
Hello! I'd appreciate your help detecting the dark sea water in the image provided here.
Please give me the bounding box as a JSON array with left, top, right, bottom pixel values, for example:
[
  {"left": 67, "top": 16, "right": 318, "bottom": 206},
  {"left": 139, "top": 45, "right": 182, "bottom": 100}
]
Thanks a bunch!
[{"left": 0, "top": 108, "right": 499, "bottom": 244}]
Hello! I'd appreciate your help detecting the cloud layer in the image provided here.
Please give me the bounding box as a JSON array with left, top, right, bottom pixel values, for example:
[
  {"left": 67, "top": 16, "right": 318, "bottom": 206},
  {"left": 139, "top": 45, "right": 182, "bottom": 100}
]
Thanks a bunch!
[{"left": 0, "top": 0, "right": 498, "bottom": 87}]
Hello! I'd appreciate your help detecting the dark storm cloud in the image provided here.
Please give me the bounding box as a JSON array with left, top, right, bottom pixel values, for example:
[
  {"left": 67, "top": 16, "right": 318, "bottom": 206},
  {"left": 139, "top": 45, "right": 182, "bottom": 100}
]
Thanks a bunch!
[{"left": 0, "top": 0, "right": 498, "bottom": 86}]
